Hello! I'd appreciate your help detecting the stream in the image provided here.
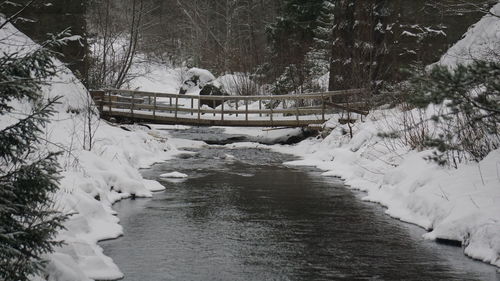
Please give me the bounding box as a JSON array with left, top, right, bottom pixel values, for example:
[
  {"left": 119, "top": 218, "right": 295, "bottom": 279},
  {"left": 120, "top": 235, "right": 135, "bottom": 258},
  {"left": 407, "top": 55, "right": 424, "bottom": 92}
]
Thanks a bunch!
[{"left": 101, "top": 130, "right": 499, "bottom": 281}]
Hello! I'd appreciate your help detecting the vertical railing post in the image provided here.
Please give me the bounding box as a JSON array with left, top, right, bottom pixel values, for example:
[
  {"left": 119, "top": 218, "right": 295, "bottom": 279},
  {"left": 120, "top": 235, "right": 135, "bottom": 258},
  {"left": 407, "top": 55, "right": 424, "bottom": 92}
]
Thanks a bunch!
[
  {"left": 270, "top": 98, "right": 274, "bottom": 126},
  {"left": 108, "top": 90, "right": 112, "bottom": 115},
  {"left": 191, "top": 98, "right": 194, "bottom": 116},
  {"left": 175, "top": 95, "right": 179, "bottom": 120},
  {"left": 169, "top": 97, "right": 172, "bottom": 113},
  {"left": 245, "top": 99, "right": 249, "bottom": 123},
  {"left": 221, "top": 98, "right": 224, "bottom": 121},
  {"left": 295, "top": 97, "right": 300, "bottom": 126},
  {"left": 153, "top": 92, "right": 157, "bottom": 120},
  {"left": 97, "top": 91, "right": 104, "bottom": 113},
  {"left": 321, "top": 93, "right": 326, "bottom": 122},
  {"left": 236, "top": 99, "right": 239, "bottom": 117},
  {"left": 197, "top": 96, "right": 201, "bottom": 122},
  {"left": 259, "top": 99, "right": 262, "bottom": 117},
  {"left": 131, "top": 92, "right": 135, "bottom": 119}
]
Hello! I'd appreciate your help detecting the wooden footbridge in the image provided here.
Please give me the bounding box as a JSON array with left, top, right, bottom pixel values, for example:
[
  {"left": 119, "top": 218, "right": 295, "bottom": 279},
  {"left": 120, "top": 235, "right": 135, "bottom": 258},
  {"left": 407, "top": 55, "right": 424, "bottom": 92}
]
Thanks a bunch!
[{"left": 90, "top": 88, "right": 369, "bottom": 127}]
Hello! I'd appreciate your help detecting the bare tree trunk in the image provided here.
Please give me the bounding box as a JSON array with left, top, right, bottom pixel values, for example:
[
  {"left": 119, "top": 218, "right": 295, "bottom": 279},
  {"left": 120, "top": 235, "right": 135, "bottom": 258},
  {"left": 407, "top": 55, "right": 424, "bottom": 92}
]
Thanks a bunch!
[{"left": 114, "top": 0, "right": 143, "bottom": 88}]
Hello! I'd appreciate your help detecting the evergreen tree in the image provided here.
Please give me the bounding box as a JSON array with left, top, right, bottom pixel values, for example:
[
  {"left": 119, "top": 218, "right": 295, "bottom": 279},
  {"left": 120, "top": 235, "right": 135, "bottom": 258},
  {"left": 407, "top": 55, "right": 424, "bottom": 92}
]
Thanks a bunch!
[
  {"left": 307, "top": 0, "right": 335, "bottom": 77},
  {"left": 266, "top": 0, "right": 324, "bottom": 94},
  {"left": 327, "top": 0, "right": 356, "bottom": 91},
  {"left": 325, "top": 0, "right": 394, "bottom": 92},
  {"left": 317, "top": 0, "right": 455, "bottom": 93},
  {"left": 407, "top": 61, "right": 500, "bottom": 165},
  {"left": 0, "top": 34, "right": 67, "bottom": 280}
]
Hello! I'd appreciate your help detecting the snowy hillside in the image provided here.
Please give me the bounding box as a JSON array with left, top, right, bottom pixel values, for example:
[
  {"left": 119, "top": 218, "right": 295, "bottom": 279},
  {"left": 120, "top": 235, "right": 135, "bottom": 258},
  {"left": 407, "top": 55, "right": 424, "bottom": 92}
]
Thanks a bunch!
[
  {"left": 440, "top": 3, "right": 500, "bottom": 66},
  {"left": 0, "top": 21, "right": 179, "bottom": 280}
]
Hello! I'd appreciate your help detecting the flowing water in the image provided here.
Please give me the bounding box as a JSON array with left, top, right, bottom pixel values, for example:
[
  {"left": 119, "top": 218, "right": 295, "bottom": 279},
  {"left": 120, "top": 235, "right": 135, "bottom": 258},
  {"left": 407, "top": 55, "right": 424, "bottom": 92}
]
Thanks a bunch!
[{"left": 101, "top": 144, "right": 499, "bottom": 281}]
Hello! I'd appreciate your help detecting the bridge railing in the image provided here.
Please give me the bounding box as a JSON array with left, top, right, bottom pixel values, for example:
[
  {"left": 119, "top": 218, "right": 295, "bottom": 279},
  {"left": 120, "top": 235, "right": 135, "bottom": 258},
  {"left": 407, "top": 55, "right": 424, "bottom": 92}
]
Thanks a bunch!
[{"left": 90, "top": 88, "right": 369, "bottom": 127}]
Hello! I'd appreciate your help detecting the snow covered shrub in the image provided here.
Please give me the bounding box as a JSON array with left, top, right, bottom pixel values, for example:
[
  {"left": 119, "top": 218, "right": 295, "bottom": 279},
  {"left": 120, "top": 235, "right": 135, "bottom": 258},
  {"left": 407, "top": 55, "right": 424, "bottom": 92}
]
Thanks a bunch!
[
  {"left": 216, "top": 73, "right": 259, "bottom": 96},
  {"left": 407, "top": 61, "right": 500, "bottom": 165},
  {"left": 271, "top": 65, "right": 307, "bottom": 96},
  {"left": 0, "top": 37, "right": 67, "bottom": 281}
]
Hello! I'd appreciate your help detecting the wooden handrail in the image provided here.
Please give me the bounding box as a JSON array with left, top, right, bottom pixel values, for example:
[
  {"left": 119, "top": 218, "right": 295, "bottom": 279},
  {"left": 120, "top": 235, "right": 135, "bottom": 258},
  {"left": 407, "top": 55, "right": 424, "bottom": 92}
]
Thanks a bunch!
[
  {"left": 101, "top": 101, "right": 334, "bottom": 115},
  {"left": 102, "top": 88, "right": 367, "bottom": 101},
  {"left": 89, "top": 88, "right": 369, "bottom": 127}
]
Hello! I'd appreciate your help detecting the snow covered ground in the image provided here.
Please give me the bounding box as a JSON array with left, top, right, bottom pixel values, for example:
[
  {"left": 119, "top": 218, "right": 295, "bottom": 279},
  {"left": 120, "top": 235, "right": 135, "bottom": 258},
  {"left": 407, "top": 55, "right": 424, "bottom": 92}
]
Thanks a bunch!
[
  {"left": 0, "top": 22, "right": 185, "bottom": 280},
  {"left": 2, "top": 2, "right": 499, "bottom": 281},
  {"left": 107, "top": 2, "right": 500, "bottom": 274},
  {"left": 439, "top": 3, "right": 500, "bottom": 66},
  {"left": 223, "top": 4, "right": 500, "bottom": 268},
  {"left": 257, "top": 111, "right": 500, "bottom": 268}
]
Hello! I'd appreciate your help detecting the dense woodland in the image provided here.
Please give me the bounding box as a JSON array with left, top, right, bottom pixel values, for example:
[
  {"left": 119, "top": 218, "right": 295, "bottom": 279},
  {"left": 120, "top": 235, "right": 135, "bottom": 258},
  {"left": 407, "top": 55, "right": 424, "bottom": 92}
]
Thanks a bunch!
[
  {"left": 2, "top": 0, "right": 493, "bottom": 94},
  {"left": 84, "top": 0, "right": 491, "bottom": 94}
]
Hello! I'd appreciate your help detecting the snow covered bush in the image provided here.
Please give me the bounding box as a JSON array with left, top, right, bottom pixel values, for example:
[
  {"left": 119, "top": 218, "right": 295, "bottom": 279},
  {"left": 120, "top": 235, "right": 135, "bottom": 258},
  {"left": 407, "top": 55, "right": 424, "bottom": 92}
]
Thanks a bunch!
[
  {"left": 215, "top": 73, "right": 259, "bottom": 96},
  {"left": 399, "top": 61, "right": 500, "bottom": 166}
]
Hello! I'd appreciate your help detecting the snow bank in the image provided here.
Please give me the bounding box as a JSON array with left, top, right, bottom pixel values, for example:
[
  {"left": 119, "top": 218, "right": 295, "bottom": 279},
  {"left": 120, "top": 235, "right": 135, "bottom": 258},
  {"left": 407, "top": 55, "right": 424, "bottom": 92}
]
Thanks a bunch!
[
  {"left": 127, "top": 60, "right": 185, "bottom": 93},
  {"left": 271, "top": 108, "right": 500, "bottom": 267},
  {"left": 271, "top": 8, "right": 500, "bottom": 266},
  {"left": 219, "top": 127, "right": 306, "bottom": 145},
  {"left": 440, "top": 3, "right": 500, "bottom": 67},
  {"left": 0, "top": 22, "right": 179, "bottom": 280}
]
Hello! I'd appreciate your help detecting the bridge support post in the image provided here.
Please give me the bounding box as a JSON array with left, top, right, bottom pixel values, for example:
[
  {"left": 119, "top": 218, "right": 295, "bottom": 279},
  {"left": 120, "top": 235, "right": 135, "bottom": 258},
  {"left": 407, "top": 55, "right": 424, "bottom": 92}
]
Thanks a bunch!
[
  {"left": 153, "top": 93, "right": 157, "bottom": 120},
  {"left": 197, "top": 98, "right": 201, "bottom": 122},
  {"left": 270, "top": 99, "right": 274, "bottom": 127},
  {"left": 175, "top": 96, "right": 179, "bottom": 120},
  {"left": 321, "top": 93, "right": 325, "bottom": 122},
  {"left": 295, "top": 97, "right": 300, "bottom": 126},
  {"left": 131, "top": 92, "right": 135, "bottom": 119},
  {"left": 245, "top": 100, "right": 249, "bottom": 123},
  {"left": 221, "top": 99, "right": 224, "bottom": 121},
  {"left": 108, "top": 90, "right": 112, "bottom": 115}
]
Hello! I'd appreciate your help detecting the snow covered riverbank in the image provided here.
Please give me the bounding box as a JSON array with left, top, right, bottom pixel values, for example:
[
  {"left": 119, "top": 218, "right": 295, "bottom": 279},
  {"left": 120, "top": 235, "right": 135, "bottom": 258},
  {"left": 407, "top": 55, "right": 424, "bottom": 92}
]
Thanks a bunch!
[
  {"left": 268, "top": 5, "right": 500, "bottom": 267},
  {"left": 2, "top": 2, "right": 499, "bottom": 280},
  {"left": 0, "top": 21, "right": 188, "bottom": 280},
  {"left": 252, "top": 112, "right": 500, "bottom": 268}
]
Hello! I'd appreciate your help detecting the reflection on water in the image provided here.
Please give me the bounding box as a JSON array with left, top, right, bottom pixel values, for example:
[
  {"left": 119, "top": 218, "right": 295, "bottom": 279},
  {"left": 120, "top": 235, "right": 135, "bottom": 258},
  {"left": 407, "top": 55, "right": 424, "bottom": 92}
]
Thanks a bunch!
[{"left": 102, "top": 147, "right": 499, "bottom": 281}]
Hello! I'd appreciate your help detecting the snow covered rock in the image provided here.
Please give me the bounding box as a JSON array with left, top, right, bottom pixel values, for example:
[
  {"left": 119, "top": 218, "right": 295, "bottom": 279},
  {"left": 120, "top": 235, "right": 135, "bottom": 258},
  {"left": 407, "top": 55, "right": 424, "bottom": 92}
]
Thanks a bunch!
[
  {"left": 199, "top": 82, "right": 228, "bottom": 108},
  {"left": 179, "top": 67, "right": 216, "bottom": 94}
]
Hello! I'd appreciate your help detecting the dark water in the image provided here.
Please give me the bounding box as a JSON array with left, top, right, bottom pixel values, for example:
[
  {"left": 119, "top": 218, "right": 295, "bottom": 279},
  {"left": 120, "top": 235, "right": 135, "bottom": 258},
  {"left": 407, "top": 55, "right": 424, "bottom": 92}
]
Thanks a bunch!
[{"left": 101, "top": 147, "right": 499, "bottom": 281}]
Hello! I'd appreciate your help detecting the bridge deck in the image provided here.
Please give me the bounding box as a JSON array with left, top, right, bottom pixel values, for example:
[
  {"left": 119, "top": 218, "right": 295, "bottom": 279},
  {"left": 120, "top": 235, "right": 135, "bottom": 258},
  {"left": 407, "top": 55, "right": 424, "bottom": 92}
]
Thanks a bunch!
[{"left": 91, "top": 89, "right": 368, "bottom": 127}]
